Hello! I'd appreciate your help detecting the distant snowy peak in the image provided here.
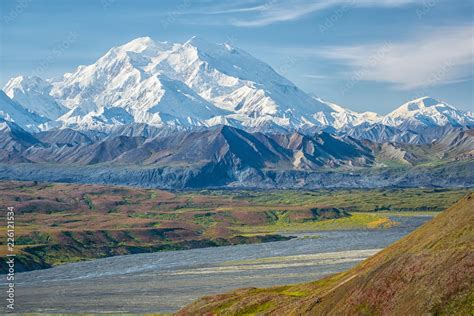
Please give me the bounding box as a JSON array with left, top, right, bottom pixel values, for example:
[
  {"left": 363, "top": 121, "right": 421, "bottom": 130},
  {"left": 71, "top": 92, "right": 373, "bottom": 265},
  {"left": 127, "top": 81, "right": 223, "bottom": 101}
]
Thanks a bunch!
[
  {"left": 4, "top": 76, "right": 67, "bottom": 120},
  {"left": 383, "top": 97, "right": 474, "bottom": 128},
  {"left": 313, "top": 97, "right": 382, "bottom": 129},
  {"left": 315, "top": 96, "right": 472, "bottom": 131}
]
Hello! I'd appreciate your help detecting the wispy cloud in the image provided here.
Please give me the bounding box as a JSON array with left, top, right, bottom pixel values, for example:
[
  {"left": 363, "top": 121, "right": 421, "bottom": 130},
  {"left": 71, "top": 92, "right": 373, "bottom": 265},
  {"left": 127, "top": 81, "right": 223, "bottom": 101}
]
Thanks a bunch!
[
  {"left": 316, "top": 25, "right": 474, "bottom": 90},
  {"left": 225, "top": 0, "right": 418, "bottom": 27},
  {"left": 206, "top": 5, "right": 265, "bottom": 15},
  {"left": 169, "top": 0, "right": 419, "bottom": 27},
  {"left": 302, "top": 74, "right": 329, "bottom": 80}
]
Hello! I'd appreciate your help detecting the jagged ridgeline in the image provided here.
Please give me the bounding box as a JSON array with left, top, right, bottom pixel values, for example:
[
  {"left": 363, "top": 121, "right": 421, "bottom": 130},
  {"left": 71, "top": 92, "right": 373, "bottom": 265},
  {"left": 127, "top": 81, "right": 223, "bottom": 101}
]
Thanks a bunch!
[{"left": 0, "top": 120, "right": 472, "bottom": 188}]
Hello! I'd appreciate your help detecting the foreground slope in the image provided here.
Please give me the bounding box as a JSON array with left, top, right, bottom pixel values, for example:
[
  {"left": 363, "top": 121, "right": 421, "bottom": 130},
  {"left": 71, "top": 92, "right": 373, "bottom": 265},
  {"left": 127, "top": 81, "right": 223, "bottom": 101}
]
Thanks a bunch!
[{"left": 177, "top": 192, "right": 474, "bottom": 315}]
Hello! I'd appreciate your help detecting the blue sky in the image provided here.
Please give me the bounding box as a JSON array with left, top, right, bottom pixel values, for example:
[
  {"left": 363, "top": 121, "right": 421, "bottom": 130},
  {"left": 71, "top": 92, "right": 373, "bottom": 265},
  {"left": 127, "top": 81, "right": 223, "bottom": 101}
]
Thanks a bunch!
[{"left": 1, "top": 0, "right": 473, "bottom": 113}]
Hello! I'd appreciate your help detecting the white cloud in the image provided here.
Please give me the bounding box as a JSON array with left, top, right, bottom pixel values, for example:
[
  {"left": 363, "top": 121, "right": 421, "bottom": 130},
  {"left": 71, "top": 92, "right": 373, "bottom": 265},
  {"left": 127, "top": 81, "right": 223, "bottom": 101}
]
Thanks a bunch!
[
  {"left": 149, "top": 0, "right": 419, "bottom": 27},
  {"left": 302, "top": 74, "right": 329, "bottom": 80},
  {"left": 228, "top": 0, "right": 418, "bottom": 27},
  {"left": 316, "top": 25, "right": 474, "bottom": 90}
]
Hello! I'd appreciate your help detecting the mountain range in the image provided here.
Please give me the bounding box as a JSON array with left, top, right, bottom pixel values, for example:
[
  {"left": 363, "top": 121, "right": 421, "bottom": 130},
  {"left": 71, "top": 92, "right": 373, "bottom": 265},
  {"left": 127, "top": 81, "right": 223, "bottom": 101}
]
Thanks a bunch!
[
  {"left": 0, "top": 118, "right": 472, "bottom": 188},
  {"left": 2, "top": 36, "right": 473, "bottom": 136},
  {"left": 0, "top": 36, "right": 472, "bottom": 189}
]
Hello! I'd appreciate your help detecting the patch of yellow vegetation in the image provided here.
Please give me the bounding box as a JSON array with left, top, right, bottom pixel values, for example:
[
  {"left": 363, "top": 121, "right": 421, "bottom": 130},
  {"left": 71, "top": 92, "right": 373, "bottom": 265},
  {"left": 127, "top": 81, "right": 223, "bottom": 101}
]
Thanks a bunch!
[
  {"left": 233, "top": 213, "right": 399, "bottom": 234},
  {"left": 367, "top": 217, "right": 398, "bottom": 229}
]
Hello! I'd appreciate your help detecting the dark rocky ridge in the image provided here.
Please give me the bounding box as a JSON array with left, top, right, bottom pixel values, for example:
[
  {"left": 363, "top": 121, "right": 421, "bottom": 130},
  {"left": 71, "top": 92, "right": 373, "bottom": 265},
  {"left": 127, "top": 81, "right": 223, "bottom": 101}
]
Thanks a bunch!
[
  {"left": 0, "top": 122, "right": 472, "bottom": 189},
  {"left": 0, "top": 161, "right": 472, "bottom": 189}
]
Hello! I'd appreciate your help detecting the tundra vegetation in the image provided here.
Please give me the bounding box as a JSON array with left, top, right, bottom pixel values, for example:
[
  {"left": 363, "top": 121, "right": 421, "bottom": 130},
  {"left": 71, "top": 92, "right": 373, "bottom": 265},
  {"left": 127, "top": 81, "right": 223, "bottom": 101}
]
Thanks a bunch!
[{"left": 0, "top": 180, "right": 469, "bottom": 273}]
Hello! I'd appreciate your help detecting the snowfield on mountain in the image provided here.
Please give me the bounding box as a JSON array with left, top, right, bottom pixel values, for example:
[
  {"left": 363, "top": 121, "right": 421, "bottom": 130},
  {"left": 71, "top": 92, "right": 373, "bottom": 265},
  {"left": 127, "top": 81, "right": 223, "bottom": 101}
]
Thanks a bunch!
[{"left": 2, "top": 36, "right": 473, "bottom": 134}]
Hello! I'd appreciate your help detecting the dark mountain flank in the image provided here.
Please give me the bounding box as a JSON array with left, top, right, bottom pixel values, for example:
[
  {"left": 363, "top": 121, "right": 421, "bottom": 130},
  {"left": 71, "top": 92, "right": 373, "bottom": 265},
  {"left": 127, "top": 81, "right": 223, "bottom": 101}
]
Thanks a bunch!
[
  {"left": 0, "top": 124, "right": 374, "bottom": 168},
  {"left": 0, "top": 123, "right": 472, "bottom": 188},
  {"left": 177, "top": 193, "right": 474, "bottom": 315}
]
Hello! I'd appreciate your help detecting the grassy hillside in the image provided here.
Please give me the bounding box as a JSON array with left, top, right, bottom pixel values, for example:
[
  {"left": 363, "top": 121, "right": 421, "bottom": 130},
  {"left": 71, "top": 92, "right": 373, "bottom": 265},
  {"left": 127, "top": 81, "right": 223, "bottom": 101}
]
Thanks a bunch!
[{"left": 177, "top": 192, "right": 474, "bottom": 315}]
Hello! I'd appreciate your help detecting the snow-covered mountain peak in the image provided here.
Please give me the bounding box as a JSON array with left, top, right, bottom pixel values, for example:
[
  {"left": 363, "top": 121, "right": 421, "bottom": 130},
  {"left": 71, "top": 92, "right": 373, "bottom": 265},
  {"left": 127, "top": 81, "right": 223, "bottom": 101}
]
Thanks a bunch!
[
  {"left": 415, "top": 96, "right": 443, "bottom": 107},
  {"left": 384, "top": 97, "right": 472, "bottom": 128},
  {"left": 1, "top": 36, "right": 472, "bottom": 133},
  {"left": 0, "top": 91, "right": 47, "bottom": 132},
  {"left": 394, "top": 97, "right": 446, "bottom": 112},
  {"left": 4, "top": 75, "right": 47, "bottom": 92},
  {"left": 182, "top": 36, "right": 240, "bottom": 58},
  {"left": 312, "top": 97, "right": 383, "bottom": 129},
  {"left": 3, "top": 76, "right": 58, "bottom": 102},
  {"left": 390, "top": 97, "right": 452, "bottom": 117},
  {"left": 3, "top": 75, "right": 67, "bottom": 120},
  {"left": 118, "top": 36, "right": 156, "bottom": 52},
  {"left": 108, "top": 36, "right": 174, "bottom": 57}
]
